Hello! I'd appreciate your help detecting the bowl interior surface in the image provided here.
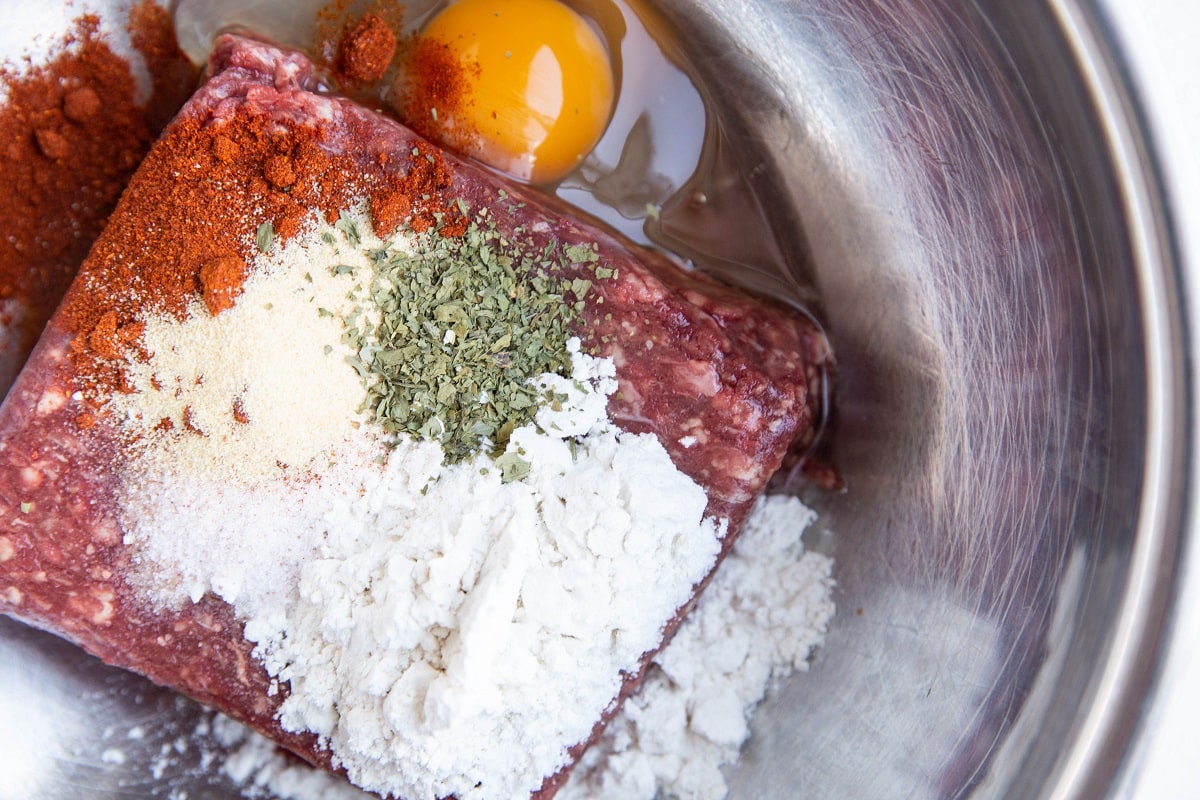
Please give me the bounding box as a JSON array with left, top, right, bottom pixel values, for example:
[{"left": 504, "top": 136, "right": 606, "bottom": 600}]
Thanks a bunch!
[
  {"left": 0, "top": 1, "right": 1181, "bottom": 798},
  {"left": 656, "top": 0, "right": 1176, "bottom": 796}
]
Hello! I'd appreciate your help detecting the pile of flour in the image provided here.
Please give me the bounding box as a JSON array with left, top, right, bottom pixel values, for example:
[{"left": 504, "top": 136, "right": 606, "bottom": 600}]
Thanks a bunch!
[
  {"left": 113, "top": 213, "right": 835, "bottom": 800},
  {"left": 120, "top": 328, "right": 726, "bottom": 799},
  {"left": 201, "top": 492, "right": 834, "bottom": 800}
]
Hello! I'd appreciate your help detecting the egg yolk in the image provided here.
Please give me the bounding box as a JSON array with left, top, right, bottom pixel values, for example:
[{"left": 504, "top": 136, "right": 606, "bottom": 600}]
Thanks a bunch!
[{"left": 406, "top": 0, "right": 615, "bottom": 184}]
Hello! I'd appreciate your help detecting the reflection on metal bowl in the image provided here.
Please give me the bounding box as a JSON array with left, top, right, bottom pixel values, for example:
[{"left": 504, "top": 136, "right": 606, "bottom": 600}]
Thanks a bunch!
[
  {"left": 0, "top": 0, "right": 1188, "bottom": 798},
  {"left": 684, "top": 1, "right": 1183, "bottom": 796}
]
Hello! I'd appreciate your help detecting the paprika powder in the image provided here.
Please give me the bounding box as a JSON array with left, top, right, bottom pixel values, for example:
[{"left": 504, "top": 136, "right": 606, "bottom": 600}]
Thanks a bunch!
[{"left": 0, "top": 3, "right": 195, "bottom": 391}]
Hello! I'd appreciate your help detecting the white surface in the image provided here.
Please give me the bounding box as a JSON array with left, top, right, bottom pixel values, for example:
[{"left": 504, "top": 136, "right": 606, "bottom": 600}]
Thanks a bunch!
[{"left": 1101, "top": 1, "right": 1200, "bottom": 798}]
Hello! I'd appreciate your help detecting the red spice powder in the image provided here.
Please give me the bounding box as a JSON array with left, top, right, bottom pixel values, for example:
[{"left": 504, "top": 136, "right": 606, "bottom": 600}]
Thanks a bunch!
[
  {"left": 0, "top": 5, "right": 196, "bottom": 374},
  {"left": 129, "top": 1, "right": 199, "bottom": 129},
  {"left": 198, "top": 255, "right": 250, "bottom": 316},
  {"left": 315, "top": 0, "right": 404, "bottom": 82},
  {"left": 63, "top": 112, "right": 349, "bottom": 354},
  {"left": 232, "top": 397, "right": 250, "bottom": 425},
  {"left": 315, "top": 0, "right": 482, "bottom": 158},
  {"left": 392, "top": 34, "right": 481, "bottom": 157},
  {"left": 370, "top": 147, "right": 464, "bottom": 236},
  {"left": 62, "top": 103, "right": 466, "bottom": 407},
  {"left": 337, "top": 13, "right": 398, "bottom": 85}
]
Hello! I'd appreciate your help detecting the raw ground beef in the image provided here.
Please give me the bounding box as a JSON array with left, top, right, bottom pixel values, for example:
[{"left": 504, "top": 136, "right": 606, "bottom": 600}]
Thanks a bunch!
[{"left": 0, "top": 34, "right": 829, "bottom": 799}]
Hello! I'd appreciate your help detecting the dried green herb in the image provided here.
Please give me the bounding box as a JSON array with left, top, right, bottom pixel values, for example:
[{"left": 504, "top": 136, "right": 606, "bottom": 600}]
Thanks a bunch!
[
  {"left": 495, "top": 451, "right": 531, "bottom": 482},
  {"left": 335, "top": 204, "right": 613, "bottom": 466},
  {"left": 335, "top": 211, "right": 362, "bottom": 248},
  {"left": 255, "top": 221, "right": 275, "bottom": 253}
]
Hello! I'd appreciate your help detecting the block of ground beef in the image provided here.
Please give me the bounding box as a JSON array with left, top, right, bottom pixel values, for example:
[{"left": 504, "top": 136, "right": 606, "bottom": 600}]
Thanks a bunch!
[{"left": 0, "top": 34, "right": 828, "bottom": 800}]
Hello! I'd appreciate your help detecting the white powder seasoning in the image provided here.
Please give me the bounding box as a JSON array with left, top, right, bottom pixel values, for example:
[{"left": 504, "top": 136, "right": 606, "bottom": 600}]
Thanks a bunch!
[
  {"left": 195, "top": 493, "right": 834, "bottom": 800},
  {"left": 560, "top": 495, "right": 835, "bottom": 800},
  {"left": 111, "top": 225, "right": 384, "bottom": 483},
  {"left": 242, "top": 343, "right": 723, "bottom": 800},
  {"left": 115, "top": 211, "right": 726, "bottom": 799}
]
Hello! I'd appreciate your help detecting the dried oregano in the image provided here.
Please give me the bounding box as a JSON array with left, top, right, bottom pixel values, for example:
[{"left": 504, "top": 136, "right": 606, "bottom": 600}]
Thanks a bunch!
[
  {"left": 334, "top": 197, "right": 613, "bottom": 464},
  {"left": 255, "top": 221, "right": 275, "bottom": 253}
]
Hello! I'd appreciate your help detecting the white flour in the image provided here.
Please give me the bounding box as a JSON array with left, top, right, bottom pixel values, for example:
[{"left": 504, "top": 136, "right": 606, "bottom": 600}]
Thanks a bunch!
[
  {"left": 197, "top": 492, "right": 834, "bottom": 800},
  {"left": 249, "top": 362, "right": 724, "bottom": 800},
  {"left": 210, "top": 715, "right": 367, "bottom": 800},
  {"left": 559, "top": 494, "right": 834, "bottom": 800},
  {"left": 118, "top": 235, "right": 725, "bottom": 799}
]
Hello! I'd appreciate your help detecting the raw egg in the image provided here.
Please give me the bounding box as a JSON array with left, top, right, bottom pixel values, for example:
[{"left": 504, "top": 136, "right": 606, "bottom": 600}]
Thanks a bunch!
[{"left": 399, "top": 0, "right": 616, "bottom": 184}]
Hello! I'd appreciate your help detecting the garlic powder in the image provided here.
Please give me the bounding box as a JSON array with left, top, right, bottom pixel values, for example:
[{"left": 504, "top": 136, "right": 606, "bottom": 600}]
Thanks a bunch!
[{"left": 110, "top": 220, "right": 388, "bottom": 481}]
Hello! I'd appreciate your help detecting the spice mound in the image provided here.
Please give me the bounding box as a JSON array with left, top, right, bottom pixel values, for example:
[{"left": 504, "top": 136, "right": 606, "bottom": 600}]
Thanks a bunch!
[
  {"left": 0, "top": 3, "right": 196, "bottom": 397},
  {"left": 0, "top": 33, "right": 830, "bottom": 800}
]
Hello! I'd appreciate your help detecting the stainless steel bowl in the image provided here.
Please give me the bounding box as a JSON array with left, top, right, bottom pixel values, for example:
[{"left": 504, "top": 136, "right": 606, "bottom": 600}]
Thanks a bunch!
[
  {"left": 0, "top": 0, "right": 1191, "bottom": 797},
  {"left": 684, "top": 1, "right": 1189, "bottom": 796}
]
